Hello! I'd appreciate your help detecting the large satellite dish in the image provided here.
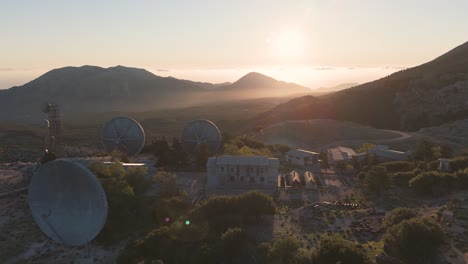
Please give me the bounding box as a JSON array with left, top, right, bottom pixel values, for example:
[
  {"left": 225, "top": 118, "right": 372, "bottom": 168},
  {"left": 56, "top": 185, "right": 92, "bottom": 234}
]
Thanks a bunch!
[
  {"left": 181, "top": 119, "right": 221, "bottom": 155},
  {"left": 102, "top": 117, "right": 145, "bottom": 156},
  {"left": 28, "top": 160, "right": 108, "bottom": 246}
]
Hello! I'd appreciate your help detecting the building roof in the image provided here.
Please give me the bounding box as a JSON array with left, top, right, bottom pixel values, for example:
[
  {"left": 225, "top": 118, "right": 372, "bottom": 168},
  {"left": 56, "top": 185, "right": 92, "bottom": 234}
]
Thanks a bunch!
[
  {"left": 286, "top": 149, "right": 320, "bottom": 158},
  {"left": 208, "top": 155, "right": 279, "bottom": 167},
  {"left": 328, "top": 146, "right": 356, "bottom": 162},
  {"left": 368, "top": 146, "right": 407, "bottom": 160}
]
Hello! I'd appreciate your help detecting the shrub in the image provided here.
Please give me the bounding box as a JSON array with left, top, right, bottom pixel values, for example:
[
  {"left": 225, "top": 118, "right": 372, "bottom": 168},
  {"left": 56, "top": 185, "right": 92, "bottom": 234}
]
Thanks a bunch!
[
  {"left": 380, "top": 161, "right": 415, "bottom": 173},
  {"left": 392, "top": 171, "right": 416, "bottom": 187},
  {"left": 384, "top": 208, "right": 417, "bottom": 227},
  {"left": 384, "top": 218, "right": 444, "bottom": 263}
]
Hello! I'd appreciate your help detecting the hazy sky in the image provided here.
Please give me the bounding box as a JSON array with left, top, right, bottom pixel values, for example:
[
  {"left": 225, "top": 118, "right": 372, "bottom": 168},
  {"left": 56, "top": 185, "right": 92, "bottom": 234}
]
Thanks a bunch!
[{"left": 1, "top": 0, "right": 467, "bottom": 89}]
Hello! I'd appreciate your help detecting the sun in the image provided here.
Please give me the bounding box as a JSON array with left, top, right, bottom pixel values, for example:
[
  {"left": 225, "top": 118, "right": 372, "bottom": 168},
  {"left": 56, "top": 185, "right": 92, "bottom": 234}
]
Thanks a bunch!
[{"left": 268, "top": 29, "right": 306, "bottom": 61}]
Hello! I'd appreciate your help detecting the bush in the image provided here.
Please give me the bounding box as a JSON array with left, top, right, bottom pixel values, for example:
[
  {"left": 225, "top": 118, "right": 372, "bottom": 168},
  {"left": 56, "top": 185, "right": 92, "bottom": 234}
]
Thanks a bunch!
[
  {"left": 364, "top": 165, "right": 390, "bottom": 194},
  {"left": 450, "top": 156, "right": 468, "bottom": 171},
  {"left": 380, "top": 161, "right": 415, "bottom": 173},
  {"left": 384, "top": 218, "right": 444, "bottom": 263},
  {"left": 391, "top": 171, "right": 416, "bottom": 187},
  {"left": 384, "top": 207, "right": 417, "bottom": 227},
  {"left": 314, "top": 233, "right": 372, "bottom": 264},
  {"left": 409, "top": 171, "right": 458, "bottom": 196}
]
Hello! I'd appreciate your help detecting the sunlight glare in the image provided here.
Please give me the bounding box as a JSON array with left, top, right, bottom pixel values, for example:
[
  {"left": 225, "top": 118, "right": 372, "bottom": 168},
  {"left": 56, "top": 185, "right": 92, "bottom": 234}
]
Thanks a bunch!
[{"left": 269, "top": 29, "right": 306, "bottom": 61}]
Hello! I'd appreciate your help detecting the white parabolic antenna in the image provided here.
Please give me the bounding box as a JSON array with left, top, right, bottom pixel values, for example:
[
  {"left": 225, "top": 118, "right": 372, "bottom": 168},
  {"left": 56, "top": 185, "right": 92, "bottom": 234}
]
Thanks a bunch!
[
  {"left": 181, "top": 119, "right": 221, "bottom": 155},
  {"left": 28, "top": 160, "right": 108, "bottom": 246},
  {"left": 102, "top": 117, "right": 145, "bottom": 156}
]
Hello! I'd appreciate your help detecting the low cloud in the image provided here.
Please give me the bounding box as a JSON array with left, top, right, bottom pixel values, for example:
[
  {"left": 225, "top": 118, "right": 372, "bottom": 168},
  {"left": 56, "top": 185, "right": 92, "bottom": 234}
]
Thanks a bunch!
[
  {"left": 156, "top": 69, "right": 170, "bottom": 72},
  {"left": 0, "top": 68, "right": 14, "bottom": 71},
  {"left": 314, "top": 67, "right": 335, "bottom": 70}
]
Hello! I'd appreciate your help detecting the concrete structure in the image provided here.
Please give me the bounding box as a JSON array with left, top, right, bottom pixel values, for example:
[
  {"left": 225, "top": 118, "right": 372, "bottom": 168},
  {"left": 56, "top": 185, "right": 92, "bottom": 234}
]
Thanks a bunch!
[
  {"left": 206, "top": 155, "right": 279, "bottom": 188},
  {"left": 438, "top": 158, "right": 451, "bottom": 172},
  {"left": 367, "top": 145, "right": 407, "bottom": 162},
  {"left": 285, "top": 149, "right": 320, "bottom": 167},
  {"left": 327, "top": 146, "right": 357, "bottom": 167}
]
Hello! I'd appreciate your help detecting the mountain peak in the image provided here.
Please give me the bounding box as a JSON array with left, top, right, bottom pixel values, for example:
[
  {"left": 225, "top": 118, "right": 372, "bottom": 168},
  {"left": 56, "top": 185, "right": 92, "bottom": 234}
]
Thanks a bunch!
[{"left": 235, "top": 72, "right": 277, "bottom": 85}]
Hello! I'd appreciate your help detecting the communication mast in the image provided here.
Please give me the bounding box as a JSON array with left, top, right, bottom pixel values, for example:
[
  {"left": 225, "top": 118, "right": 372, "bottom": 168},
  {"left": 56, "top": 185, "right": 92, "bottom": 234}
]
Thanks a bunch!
[{"left": 42, "top": 102, "right": 62, "bottom": 157}]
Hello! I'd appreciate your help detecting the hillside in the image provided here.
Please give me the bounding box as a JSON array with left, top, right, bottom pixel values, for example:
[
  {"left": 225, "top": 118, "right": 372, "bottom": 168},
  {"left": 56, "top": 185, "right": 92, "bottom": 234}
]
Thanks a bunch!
[
  {"left": 214, "top": 72, "right": 311, "bottom": 98},
  {"left": 252, "top": 41, "right": 468, "bottom": 131},
  {"left": 253, "top": 119, "right": 408, "bottom": 150},
  {"left": 0, "top": 67, "right": 310, "bottom": 123}
]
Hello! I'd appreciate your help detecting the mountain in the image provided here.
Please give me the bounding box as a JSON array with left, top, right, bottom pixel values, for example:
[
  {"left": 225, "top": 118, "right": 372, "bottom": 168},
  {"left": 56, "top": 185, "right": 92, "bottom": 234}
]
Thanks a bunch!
[
  {"left": 214, "top": 72, "right": 311, "bottom": 98},
  {"left": 253, "top": 41, "right": 468, "bottom": 131},
  {"left": 312, "top": 83, "right": 359, "bottom": 94},
  {"left": 0, "top": 67, "right": 309, "bottom": 123}
]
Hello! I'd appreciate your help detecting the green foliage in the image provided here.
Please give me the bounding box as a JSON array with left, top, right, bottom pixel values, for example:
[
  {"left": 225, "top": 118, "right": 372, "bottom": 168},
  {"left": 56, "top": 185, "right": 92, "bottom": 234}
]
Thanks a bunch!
[
  {"left": 450, "top": 156, "right": 468, "bottom": 171},
  {"left": 125, "top": 166, "right": 150, "bottom": 196},
  {"left": 221, "top": 228, "right": 247, "bottom": 258},
  {"left": 192, "top": 190, "right": 276, "bottom": 232},
  {"left": 110, "top": 149, "right": 129, "bottom": 163},
  {"left": 195, "top": 143, "right": 211, "bottom": 170},
  {"left": 258, "top": 237, "right": 312, "bottom": 264},
  {"left": 391, "top": 171, "right": 416, "bottom": 187},
  {"left": 149, "top": 137, "right": 188, "bottom": 169},
  {"left": 89, "top": 162, "right": 138, "bottom": 244},
  {"left": 364, "top": 165, "right": 390, "bottom": 194},
  {"left": 411, "top": 138, "right": 435, "bottom": 161},
  {"left": 380, "top": 161, "right": 415, "bottom": 173},
  {"left": 383, "top": 207, "right": 417, "bottom": 227},
  {"left": 152, "top": 171, "right": 180, "bottom": 198},
  {"left": 314, "top": 233, "right": 372, "bottom": 264},
  {"left": 409, "top": 171, "right": 458, "bottom": 196},
  {"left": 433, "top": 144, "right": 453, "bottom": 159},
  {"left": 384, "top": 218, "right": 444, "bottom": 263},
  {"left": 357, "top": 143, "right": 376, "bottom": 153}
]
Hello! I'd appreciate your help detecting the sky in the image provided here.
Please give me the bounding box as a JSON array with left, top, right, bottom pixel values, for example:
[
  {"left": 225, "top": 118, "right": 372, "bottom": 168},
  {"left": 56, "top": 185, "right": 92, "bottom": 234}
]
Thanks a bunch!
[{"left": 1, "top": 0, "right": 467, "bottom": 89}]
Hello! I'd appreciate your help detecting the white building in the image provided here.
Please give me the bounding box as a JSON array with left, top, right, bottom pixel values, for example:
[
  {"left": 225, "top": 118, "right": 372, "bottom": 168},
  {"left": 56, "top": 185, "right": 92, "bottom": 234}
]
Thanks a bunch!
[
  {"left": 206, "top": 155, "right": 279, "bottom": 188},
  {"left": 285, "top": 149, "right": 320, "bottom": 167},
  {"left": 327, "top": 146, "right": 357, "bottom": 167}
]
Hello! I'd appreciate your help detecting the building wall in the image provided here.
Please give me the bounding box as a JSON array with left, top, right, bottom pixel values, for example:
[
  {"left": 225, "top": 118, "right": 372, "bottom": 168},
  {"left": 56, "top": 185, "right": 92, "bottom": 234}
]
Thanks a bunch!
[
  {"left": 285, "top": 154, "right": 305, "bottom": 167},
  {"left": 207, "top": 157, "right": 278, "bottom": 188}
]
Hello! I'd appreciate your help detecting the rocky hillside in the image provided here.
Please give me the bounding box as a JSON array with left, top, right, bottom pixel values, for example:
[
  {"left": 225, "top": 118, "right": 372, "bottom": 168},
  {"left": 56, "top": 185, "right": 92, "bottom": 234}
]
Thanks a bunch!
[{"left": 252, "top": 41, "right": 468, "bottom": 131}]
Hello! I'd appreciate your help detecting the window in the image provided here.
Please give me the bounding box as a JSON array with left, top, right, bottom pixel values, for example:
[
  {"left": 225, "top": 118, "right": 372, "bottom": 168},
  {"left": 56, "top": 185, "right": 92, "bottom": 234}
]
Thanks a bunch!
[
  {"left": 230, "top": 176, "right": 235, "bottom": 182},
  {"left": 240, "top": 176, "right": 244, "bottom": 182},
  {"left": 230, "top": 167, "right": 235, "bottom": 173},
  {"left": 220, "top": 167, "right": 225, "bottom": 172},
  {"left": 250, "top": 168, "right": 254, "bottom": 173},
  {"left": 260, "top": 176, "right": 265, "bottom": 182},
  {"left": 249, "top": 177, "right": 254, "bottom": 183}
]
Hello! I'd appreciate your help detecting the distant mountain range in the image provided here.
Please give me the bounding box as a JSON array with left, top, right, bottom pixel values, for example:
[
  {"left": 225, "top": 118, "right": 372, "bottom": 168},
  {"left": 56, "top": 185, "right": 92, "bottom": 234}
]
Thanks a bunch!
[
  {"left": 0, "top": 66, "right": 310, "bottom": 123},
  {"left": 312, "top": 83, "right": 359, "bottom": 94},
  {"left": 253, "top": 41, "right": 468, "bottom": 131}
]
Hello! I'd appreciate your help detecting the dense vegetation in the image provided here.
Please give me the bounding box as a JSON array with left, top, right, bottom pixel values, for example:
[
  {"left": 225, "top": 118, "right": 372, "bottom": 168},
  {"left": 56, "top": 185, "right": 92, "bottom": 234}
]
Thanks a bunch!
[{"left": 384, "top": 218, "right": 444, "bottom": 263}]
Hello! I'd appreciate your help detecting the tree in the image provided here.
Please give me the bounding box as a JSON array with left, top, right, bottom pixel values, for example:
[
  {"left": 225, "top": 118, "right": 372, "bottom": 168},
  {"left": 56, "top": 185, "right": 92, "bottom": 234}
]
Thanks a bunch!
[
  {"left": 384, "top": 218, "right": 444, "bottom": 263},
  {"left": 412, "top": 138, "right": 435, "bottom": 161},
  {"left": 358, "top": 143, "right": 376, "bottom": 153},
  {"left": 364, "top": 165, "right": 390, "bottom": 194},
  {"left": 152, "top": 171, "right": 179, "bottom": 198},
  {"left": 314, "top": 233, "right": 372, "bottom": 264},
  {"left": 126, "top": 166, "right": 150, "bottom": 196},
  {"left": 170, "top": 137, "right": 188, "bottom": 168},
  {"left": 384, "top": 207, "right": 417, "bottom": 227},
  {"left": 221, "top": 228, "right": 247, "bottom": 259},
  {"left": 195, "top": 143, "right": 211, "bottom": 170}
]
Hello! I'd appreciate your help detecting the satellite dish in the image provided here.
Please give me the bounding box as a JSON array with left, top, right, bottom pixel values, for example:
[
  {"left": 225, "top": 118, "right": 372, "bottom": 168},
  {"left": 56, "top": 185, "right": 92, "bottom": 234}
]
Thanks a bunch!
[
  {"left": 181, "top": 119, "right": 221, "bottom": 155},
  {"left": 42, "top": 102, "right": 52, "bottom": 113},
  {"left": 28, "top": 160, "right": 108, "bottom": 246},
  {"left": 102, "top": 117, "right": 145, "bottom": 156}
]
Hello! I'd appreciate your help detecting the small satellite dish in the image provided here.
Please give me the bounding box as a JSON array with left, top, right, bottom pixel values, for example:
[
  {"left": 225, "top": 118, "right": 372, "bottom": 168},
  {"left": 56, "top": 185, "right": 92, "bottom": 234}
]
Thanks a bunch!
[
  {"left": 102, "top": 117, "right": 145, "bottom": 156},
  {"left": 181, "top": 119, "right": 221, "bottom": 155},
  {"left": 28, "top": 160, "right": 108, "bottom": 246},
  {"left": 42, "top": 102, "right": 52, "bottom": 113}
]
